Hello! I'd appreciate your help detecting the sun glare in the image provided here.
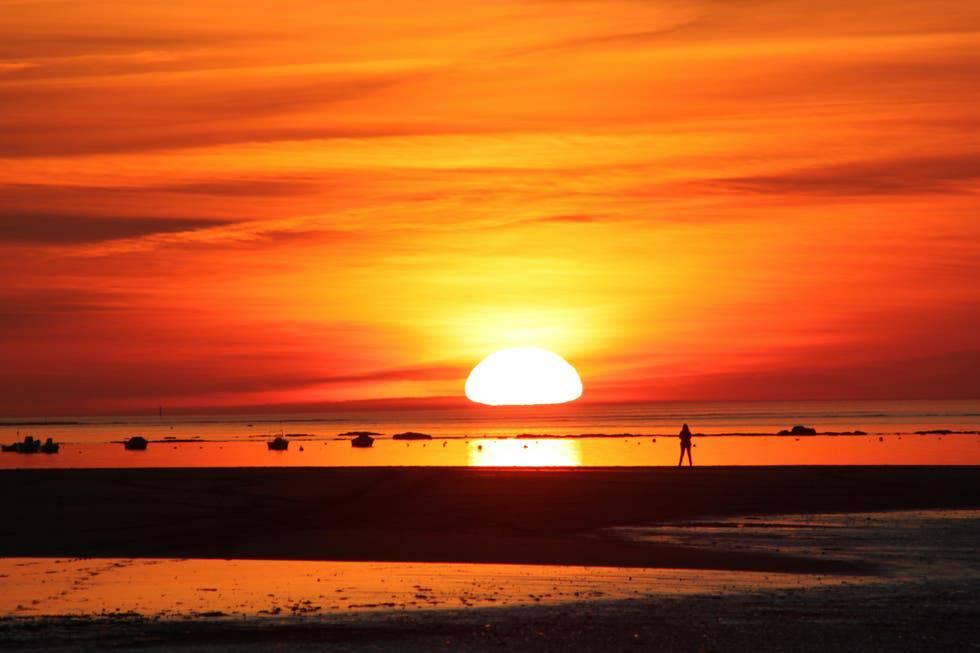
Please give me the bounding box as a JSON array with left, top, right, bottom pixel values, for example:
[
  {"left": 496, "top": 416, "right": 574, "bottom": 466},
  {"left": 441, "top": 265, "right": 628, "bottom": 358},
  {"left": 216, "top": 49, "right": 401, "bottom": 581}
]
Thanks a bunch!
[
  {"left": 468, "top": 439, "right": 583, "bottom": 466},
  {"left": 464, "top": 347, "right": 583, "bottom": 406}
]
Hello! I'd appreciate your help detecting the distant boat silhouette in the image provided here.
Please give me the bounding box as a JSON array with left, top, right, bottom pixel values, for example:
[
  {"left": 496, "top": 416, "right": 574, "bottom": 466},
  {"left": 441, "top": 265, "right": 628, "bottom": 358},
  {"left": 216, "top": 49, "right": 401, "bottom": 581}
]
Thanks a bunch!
[
  {"left": 351, "top": 434, "right": 374, "bottom": 448},
  {"left": 124, "top": 436, "right": 149, "bottom": 451},
  {"left": 2, "top": 436, "right": 51, "bottom": 454},
  {"left": 778, "top": 425, "right": 817, "bottom": 436},
  {"left": 268, "top": 436, "right": 289, "bottom": 451},
  {"left": 392, "top": 431, "right": 432, "bottom": 441}
]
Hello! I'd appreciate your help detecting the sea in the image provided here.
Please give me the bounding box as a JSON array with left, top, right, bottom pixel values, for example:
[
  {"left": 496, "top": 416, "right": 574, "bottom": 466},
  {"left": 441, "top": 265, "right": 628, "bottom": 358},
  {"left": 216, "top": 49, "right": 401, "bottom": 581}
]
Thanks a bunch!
[{"left": 1, "top": 399, "right": 978, "bottom": 468}]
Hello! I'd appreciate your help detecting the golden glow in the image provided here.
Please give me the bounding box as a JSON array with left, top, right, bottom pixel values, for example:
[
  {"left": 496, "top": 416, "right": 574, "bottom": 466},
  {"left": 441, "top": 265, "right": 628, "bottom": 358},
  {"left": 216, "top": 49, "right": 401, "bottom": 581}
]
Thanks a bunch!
[
  {"left": 0, "top": 0, "right": 977, "bottom": 414},
  {"left": 464, "top": 347, "right": 583, "bottom": 406},
  {"left": 1, "top": 557, "right": 808, "bottom": 617},
  {"left": 468, "top": 439, "right": 583, "bottom": 467}
]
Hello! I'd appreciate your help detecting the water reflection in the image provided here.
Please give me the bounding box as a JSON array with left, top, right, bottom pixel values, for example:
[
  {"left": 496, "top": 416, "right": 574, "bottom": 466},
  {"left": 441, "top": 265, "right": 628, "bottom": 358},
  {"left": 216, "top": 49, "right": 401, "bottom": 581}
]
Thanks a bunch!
[
  {"left": 0, "top": 557, "right": 844, "bottom": 618},
  {"left": 468, "top": 439, "right": 583, "bottom": 467},
  {"left": 2, "top": 434, "right": 979, "bottom": 469}
]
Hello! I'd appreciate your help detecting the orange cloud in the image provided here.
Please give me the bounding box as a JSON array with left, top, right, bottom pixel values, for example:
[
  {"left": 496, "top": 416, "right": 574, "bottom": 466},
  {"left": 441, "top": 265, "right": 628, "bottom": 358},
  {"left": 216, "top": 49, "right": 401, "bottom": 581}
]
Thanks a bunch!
[{"left": 0, "top": 0, "right": 977, "bottom": 414}]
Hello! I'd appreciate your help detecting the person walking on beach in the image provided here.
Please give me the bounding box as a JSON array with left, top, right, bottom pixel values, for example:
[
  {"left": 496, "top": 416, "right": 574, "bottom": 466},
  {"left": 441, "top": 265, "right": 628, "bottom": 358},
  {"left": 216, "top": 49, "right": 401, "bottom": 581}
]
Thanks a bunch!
[{"left": 678, "top": 423, "right": 693, "bottom": 467}]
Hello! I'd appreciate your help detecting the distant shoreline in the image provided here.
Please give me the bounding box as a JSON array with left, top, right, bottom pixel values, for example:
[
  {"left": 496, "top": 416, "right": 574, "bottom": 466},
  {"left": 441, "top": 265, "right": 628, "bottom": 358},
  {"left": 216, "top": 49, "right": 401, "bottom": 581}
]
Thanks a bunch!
[{"left": 2, "top": 429, "right": 978, "bottom": 440}]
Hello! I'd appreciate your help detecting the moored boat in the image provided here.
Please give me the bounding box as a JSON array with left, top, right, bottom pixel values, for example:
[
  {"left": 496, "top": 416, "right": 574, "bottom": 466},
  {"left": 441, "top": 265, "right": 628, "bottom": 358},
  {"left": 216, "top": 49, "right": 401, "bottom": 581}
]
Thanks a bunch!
[
  {"left": 268, "top": 436, "right": 289, "bottom": 451},
  {"left": 351, "top": 433, "right": 374, "bottom": 448},
  {"left": 124, "top": 436, "right": 149, "bottom": 450},
  {"left": 1, "top": 436, "right": 44, "bottom": 454}
]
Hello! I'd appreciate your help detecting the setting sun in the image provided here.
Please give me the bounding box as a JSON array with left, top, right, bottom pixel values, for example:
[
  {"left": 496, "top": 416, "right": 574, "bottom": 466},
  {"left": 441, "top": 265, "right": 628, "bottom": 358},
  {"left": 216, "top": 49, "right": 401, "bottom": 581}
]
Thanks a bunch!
[
  {"left": 464, "top": 347, "right": 584, "bottom": 406},
  {"left": 1, "top": 0, "right": 978, "bottom": 647}
]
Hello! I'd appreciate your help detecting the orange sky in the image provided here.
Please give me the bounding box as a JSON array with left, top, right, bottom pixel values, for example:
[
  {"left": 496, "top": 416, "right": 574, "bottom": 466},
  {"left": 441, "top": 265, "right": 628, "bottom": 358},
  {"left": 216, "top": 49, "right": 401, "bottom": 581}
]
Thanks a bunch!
[{"left": 1, "top": 0, "right": 978, "bottom": 415}]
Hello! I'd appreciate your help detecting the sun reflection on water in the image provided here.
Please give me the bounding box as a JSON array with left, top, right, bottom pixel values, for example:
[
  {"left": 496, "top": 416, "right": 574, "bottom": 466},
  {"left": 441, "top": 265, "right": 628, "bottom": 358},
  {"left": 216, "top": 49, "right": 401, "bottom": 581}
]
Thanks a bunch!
[{"left": 468, "top": 438, "right": 582, "bottom": 467}]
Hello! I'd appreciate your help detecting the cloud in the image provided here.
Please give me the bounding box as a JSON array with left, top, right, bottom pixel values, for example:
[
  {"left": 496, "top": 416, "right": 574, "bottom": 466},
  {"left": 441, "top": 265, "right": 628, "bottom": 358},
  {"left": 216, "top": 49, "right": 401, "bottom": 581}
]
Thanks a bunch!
[
  {"left": 150, "top": 179, "right": 320, "bottom": 197},
  {"left": 498, "top": 25, "right": 699, "bottom": 60},
  {"left": 313, "top": 363, "right": 470, "bottom": 385},
  {"left": 0, "top": 179, "right": 328, "bottom": 249},
  {"left": 532, "top": 214, "right": 605, "bottom": 224},
  {"left": 0, "top": 74, "right": 407, "bottom": 156},
  {"left": 0, "top": 288, "right": 132, "bottom": 333},
  {"left": 0, "top": 287, "right": 127, "bottom": 312},
  {"left": 485, "top": 213, "right": 619, "bottom": 231},
  {"left": 66, "top": 215, "right": 357, "bottom": 257},
  {"left": 704, "top": 153, "right": 980, "bottom": 196},
  {"left": 0, "top": 179, "right": 324, "bottom": 220},
  {"left": 0, "top": 309, "right": 464, "bottom": 412},
  {"left": 0, "top": 32, "right": 233, "bottom": 60},
  {"left": 0, "top": 214, "right": 229, "bottom": 244},
  {"left": 619, "top": 349, "right": 980, "bottom": 402}
]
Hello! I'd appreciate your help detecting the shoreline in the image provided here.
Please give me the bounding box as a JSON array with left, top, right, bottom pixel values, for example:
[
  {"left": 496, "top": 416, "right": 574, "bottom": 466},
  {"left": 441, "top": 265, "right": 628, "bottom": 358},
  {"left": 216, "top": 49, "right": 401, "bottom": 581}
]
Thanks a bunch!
[
  {"left": 3, "top": 467, "right": 979, "bottom": 651},
  {"left": 3, "top": 430, "right": 979, "bottom": 445}
]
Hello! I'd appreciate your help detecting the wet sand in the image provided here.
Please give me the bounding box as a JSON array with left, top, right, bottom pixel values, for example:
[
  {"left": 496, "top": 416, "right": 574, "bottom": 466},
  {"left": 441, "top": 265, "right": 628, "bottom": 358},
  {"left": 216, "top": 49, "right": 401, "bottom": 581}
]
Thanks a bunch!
[
  {"left": 0, "top": 557, "right": 854, "bottom": 617},
  {"left": 2, "top": 466, "right": 978, "bottom": 573},
  {"left": 2, "top": 469, "right": 979, "bottom": 651},
  {"left": 2, "top": 509, "right": 978, "bottom": 651},
  {"left": 3, "top": 577, "right": 977, "bottom": 652}
]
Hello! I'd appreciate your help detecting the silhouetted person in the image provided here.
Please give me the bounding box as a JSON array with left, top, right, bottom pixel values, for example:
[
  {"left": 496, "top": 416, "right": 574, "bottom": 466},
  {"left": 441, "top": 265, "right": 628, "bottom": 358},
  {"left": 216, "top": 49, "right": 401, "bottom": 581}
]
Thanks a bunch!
[{"left": 678, "top": 423, "right": 693, "bottom": 467}]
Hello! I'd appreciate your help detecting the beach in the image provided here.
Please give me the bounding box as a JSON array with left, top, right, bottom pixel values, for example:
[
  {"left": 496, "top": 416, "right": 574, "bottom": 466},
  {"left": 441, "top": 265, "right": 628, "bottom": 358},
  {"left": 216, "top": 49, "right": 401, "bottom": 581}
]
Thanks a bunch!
[
  {"left": 6, "top": 0, "right": 979, "bottom": 646},
  {"left": 2, "top": 466, "right": 978, "bottom": 566},
  {"left": 3, "top": 574, "right": 977, "bottom": 652},
  {"left": 1, "top": 466, "right": 979, "bottom": 650}
]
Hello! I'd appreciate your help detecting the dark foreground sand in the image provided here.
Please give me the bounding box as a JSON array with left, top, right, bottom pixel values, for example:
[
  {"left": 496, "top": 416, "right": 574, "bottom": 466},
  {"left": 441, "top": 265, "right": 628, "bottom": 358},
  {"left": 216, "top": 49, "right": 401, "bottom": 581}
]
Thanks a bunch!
[
  {"left": 3, "top": 579, "right": 977, "bottom": 652},
  {"left": 2, "top": 466, "right": 979, "bottom": 651},
  {"left": 2, "top": 466, "right": 979, "bottom": 572}
]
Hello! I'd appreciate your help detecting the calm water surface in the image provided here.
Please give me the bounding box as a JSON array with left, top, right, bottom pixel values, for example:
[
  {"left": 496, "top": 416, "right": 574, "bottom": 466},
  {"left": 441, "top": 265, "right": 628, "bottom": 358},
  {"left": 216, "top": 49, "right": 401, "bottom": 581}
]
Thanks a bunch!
[{"left": 1, "top": 399, "right": 977, "bottom": 468}]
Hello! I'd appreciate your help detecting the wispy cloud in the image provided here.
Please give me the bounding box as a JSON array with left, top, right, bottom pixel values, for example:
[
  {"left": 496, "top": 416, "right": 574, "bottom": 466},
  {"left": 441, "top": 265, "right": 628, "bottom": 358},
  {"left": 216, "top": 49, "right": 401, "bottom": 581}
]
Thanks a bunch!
[
  {"left": 704, "top": 153, "right": 980, "bottom": 196},
  {"left": 0, "top": 214, "right": 230, "bottom": 244},
  {"left": 0, "top": 0, "right": 977, "bottom": 412}
]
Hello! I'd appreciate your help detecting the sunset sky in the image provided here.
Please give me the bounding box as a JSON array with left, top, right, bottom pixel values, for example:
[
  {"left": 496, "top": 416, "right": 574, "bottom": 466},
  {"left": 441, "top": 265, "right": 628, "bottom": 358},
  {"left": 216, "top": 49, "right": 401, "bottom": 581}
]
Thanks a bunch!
[{"left": 1, "top": 0, "right": 978, "bottom": 415}]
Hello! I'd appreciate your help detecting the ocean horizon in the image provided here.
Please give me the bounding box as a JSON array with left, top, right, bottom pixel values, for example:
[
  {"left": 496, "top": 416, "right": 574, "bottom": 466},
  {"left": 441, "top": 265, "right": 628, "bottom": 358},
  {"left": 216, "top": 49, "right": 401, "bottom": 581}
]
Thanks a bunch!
[
  {"left": 4, "top": 399, "right": 978, "bottom": 469},
  {"left": 3, "top": 399, "right": 977, "bottom": 443}
]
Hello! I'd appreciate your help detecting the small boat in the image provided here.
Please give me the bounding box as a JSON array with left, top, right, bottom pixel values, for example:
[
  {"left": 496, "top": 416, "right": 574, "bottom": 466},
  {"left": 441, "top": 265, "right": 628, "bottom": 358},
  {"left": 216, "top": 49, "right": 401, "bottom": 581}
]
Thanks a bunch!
[
  {"left": 124, "top": 436, "right": 149, "bottom": 451},
  {"left": 22, "top": 436, "right": 41, "bottom": 453},
  {"left": 268, "top": 436, "right": 289, "bottom": 451},
  {"left": 351, "top": 434, "right": 374, "bottom": 448},
  {"left": 40, "top": 438, "right": 59, "bottom": 454},
  {"left": 392, "top": 431, "right": 432, "bottom": 441},
  {"left": 1, "top": 436, "right": 42, "bottom": 454}
]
